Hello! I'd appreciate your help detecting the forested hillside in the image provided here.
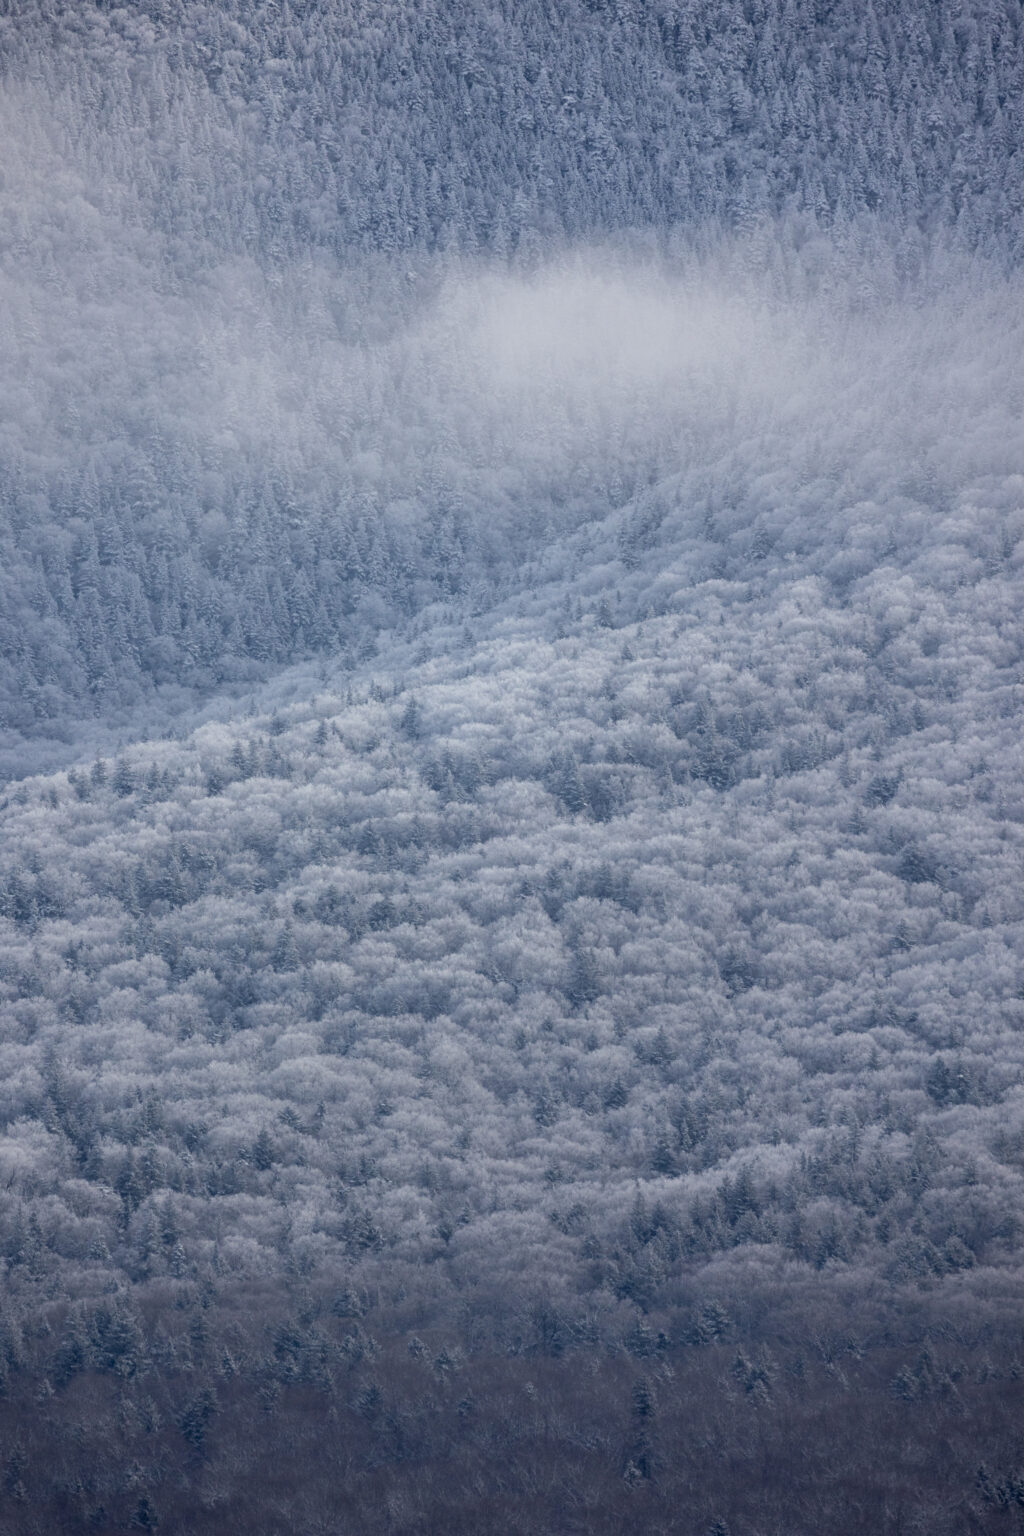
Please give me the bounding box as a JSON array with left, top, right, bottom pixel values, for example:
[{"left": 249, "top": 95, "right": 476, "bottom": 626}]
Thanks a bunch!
[
  {"left": 1, "top": 0, "right": 1023, "bottom": 759},
  {"left": 2, "top": 358, "right": 1024, "bottom": 1523},
  {"left": 5, "top": 0, "right": 1023, "bottom": 259},
  {"left": 2, "top": 0, "right": 1024, "bottom": 1530}
]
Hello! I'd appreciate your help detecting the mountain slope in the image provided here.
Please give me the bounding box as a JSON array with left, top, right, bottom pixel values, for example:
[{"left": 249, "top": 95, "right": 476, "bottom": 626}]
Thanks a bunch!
[
  {"left": 1, "top": 0, "right": 1023, "bottom": 748},
  {"left": 2, "top": 1, "right": 1024, "bottom": 1528},
  {"left": 2, "top": 436, "right": 1023, "bottom": 1524}
]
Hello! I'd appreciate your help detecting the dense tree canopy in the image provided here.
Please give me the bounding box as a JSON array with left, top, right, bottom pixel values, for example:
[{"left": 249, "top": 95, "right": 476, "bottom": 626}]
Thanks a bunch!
[
  {"left": 0, "top": 0, "right": 1022, "bottom": 762},
  {"left": 1, "top": 0, "right": 1023, "bottom": 1528}
]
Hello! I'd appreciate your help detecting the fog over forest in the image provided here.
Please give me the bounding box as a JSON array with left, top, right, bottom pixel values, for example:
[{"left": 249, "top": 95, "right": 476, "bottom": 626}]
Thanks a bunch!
[{"left": 1, "top": 2, "right": 1024, "bottom": 1532}]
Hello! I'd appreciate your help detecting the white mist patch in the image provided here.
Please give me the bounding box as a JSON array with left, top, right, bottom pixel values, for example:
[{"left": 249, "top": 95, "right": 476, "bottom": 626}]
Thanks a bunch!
[
  {"left": 457, "top": 267, "right": 759, "bottom": 393},
  {"left": 2, "top": 74, "right": 1022, "bottom": 546},
  {"left": 340, "top": 257, "right": 805, "bottom": 506},
  {"left": 424, "top": 259, "right": 794, "bottom": 446}
]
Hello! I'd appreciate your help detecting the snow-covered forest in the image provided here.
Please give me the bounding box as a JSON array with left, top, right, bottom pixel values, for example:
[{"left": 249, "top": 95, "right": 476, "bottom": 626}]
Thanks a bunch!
[
  {"left": 2, "top": 0, "right": 1023, "bottom": 761},
  {"left": 1, "top": 2, "right": 1023, "bottom": 1531}
]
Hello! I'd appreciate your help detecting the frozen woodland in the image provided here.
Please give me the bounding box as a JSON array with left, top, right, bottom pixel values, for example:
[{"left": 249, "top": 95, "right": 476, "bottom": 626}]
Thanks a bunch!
[{"left": 1, "top": 2, "right": 1024, "bottom": 1531}]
